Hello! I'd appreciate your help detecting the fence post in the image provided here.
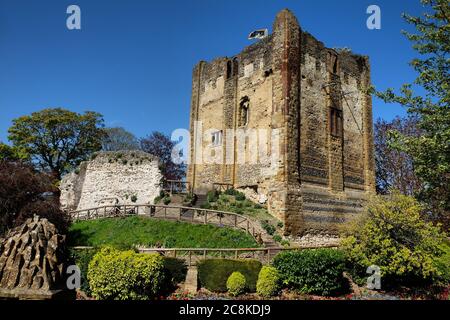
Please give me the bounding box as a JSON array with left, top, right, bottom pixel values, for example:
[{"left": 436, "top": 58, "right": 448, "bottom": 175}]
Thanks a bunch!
[
  {"left": 203, "top": 249, "right": 206, "bottom": 260},
  {"left": 204, "top": 211, "right": 207, "bottom": 224},
  {"left": 235, "top": 250, "right": 238, "bottom": 259},
  {"left": 234, "top": 215, "right": 237, "bottom": 227},
  {"left": 189, "top": 251, "right": 192, "bottom": 266},
  {"left": 179, "top": 208, "right": 182, "bottom": 221},
  {"left": 246, "top": 220, "right": 249, "bottom": 233},
  {"left": 124, "top": 205, "right": 127, "bottom": 216}
]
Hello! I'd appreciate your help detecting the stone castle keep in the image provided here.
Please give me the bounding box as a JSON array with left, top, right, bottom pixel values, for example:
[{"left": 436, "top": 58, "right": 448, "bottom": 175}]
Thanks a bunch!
[{"left": 187, "top": 9, "right": 376, "bottom": 236}]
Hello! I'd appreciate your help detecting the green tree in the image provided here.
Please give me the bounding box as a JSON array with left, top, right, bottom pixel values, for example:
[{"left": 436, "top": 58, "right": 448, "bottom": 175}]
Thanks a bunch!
[
  {"left": 0, "top": 142, "right": 29, "bottom": 162},
  {"left": 8, "top": 108, "right": 105, "bottom": 180},
  {"left": 140, "top": 131, "right": 186, "bottom": 181},
  {"left": 375, "top": 0, "right": 450, "bottom": 229},
  {"left": 101, "top": 127, "right": 139, "bottom": 151}
]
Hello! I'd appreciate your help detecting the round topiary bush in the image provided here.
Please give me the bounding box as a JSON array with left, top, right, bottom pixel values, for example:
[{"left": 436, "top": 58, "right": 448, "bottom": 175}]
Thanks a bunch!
[
  {"left": 88, "top": 246, "right": 166, "bottom": 300},
  {"left": 226, "top": 272, "right": 246, "bottom": 296},
  {"left": 256, "top": 266, "right": 280, "bottom": 298}
]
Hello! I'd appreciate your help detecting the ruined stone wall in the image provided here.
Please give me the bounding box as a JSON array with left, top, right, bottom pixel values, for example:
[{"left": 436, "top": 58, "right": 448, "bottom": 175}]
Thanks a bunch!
[{"left": 60, "top": 151, "right": 162, "bottom": 211}]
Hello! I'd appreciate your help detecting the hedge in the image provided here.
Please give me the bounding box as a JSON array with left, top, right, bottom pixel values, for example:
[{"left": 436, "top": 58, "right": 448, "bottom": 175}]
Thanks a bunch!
[
  {"left": 88, "top": 247, "right": 166, "bottom": 300},
  {"left": 272, "top": 248, "right": 346, "bottom": 296},
  {"left": 197, "top": 259, "right": 262, "bottom": 292}
]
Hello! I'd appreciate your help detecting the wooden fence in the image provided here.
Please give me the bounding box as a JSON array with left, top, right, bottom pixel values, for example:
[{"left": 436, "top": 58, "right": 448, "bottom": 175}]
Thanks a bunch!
[
  {"left": 212, "top": 182, "right": 234, "bottom": 193},
  {"left": 70, "top": 204, "right": 260, "bottom": 240},
  {"left": 72, "top": 244, "right": 338, "bottom": 266}
]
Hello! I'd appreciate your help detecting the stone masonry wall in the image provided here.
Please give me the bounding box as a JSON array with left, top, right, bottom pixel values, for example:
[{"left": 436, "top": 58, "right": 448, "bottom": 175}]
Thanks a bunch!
[
  {"left": 187, "top": 9, "right": 376, "bottom": 236},
  {"left": 60, "top": 151, "right": 162, "bottom": 211}
]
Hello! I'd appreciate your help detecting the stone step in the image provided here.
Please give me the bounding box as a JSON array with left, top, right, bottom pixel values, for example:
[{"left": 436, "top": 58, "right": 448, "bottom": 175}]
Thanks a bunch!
[{"left": 183, "top": 266, "right": 198, "bottom": 294}]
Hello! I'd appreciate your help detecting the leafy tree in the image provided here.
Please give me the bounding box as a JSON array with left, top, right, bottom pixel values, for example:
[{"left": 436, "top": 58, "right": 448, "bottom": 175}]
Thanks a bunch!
[
  {"left": 341, "top": 192, "right": 447, "bottom": 287},
  {"left": 8, "top": 108, "right": 105, "bottom": 180},
  {"left": 0, "top": 160, "right": 70, "bottom": 236},
  {"left": 374, "top": 116, "right": 422, "bottom": 195},
  {"left": 0, "top": 142, "right": 29, "bottom": 162},
  {"left": 375, "top": 0, "right": 450, "bottom": 229},
  {"left": 101, "top": 127, "right": 139, "bottom": 151},
  {"left": 140, "top": 131, "right": 185, "bottom": 181}
]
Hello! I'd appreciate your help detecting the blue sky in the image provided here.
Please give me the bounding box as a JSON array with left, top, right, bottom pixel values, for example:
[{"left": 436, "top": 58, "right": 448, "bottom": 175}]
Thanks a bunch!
[{"left": 0, "top": 0, "right": 425, "bottom": 142}]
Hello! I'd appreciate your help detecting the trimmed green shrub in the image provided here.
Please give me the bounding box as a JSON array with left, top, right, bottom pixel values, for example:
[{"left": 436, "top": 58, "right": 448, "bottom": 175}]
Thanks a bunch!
[
  {"left": 226, "top": 272, "right": 246, "bottom": 296},
  {"left": 256, "top": 266, "right": 280, "bottom": 298},
  {"left": 273, "top": 248, "right": 346, "bottom": 296},
  {"left": 88, "top": 246, "right": 166, "bottom": 300},
  {"left": 163, "top": 197, "right": 171, "bottom": 205},
  {"left": 162, "top": 257, "right": 188, "bottom": 290},
  {"left": 341, "top": 193, "right": 447, "bottom": 287},
  {"left": 198, "top": 259, "right": 262, "bottom": 292}
]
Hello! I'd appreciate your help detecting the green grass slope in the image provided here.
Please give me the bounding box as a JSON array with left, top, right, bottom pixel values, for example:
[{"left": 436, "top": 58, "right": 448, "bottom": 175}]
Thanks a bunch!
[{"left": 68, "top": 216, "right": 258, "bottom": 249}]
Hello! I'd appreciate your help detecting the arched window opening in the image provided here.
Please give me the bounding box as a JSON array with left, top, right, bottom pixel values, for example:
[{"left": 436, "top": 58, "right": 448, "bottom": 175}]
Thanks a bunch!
[{"left": 239, "top": 96, "right": 250, "bottom": 127}]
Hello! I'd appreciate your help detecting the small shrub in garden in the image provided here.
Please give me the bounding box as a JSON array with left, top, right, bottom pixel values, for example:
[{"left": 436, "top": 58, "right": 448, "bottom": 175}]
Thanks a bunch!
[
  {"left": 273, "top": 248, "right": 346, "bottom": 296},
  {"left": 88, "top": 246, "right": 165, "bottom": 300},
  {"left": 197, "top": 259, "right": 262, "bottom": 292},
  {"left": 163, "top": 197, "right": 171, "bottom": 205},
  {"left": 207, "top": 190, "right": 219, "bottom": 203},
  {"left": 256, "top": 266, "right": 280, "bottom": 298},
  {"left": 224, "top": 188, "right": 238, "bottom": 196},
  {"left": 272, "top": 234, "right": 282, "bottom": 243},
  {"left": 261, "top": 220, "right": 275, "bottom": 235},
  {"left": 226, "top": 272, "right": 247, "bottom": 296},
  {"left": 234, "top": 192, "right": 246, "bottom": 201},
  {"left": 341, "top": 193, "right": 448, "bottom": 287}
]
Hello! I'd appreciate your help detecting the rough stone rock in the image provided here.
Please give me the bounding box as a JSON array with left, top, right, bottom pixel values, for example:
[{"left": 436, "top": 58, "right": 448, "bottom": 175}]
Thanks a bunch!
[
  {"left": 237, "top": 187, "right": 268, "bottom": 204},
  {"left": 289, "top": 232, "right": 340, "bottom": 247},
  {"left": 60, "top": 150, "right": 163, "bottom": 211},
  {"left": 0, "top": 216, "right": 69, "bottom": 299}
]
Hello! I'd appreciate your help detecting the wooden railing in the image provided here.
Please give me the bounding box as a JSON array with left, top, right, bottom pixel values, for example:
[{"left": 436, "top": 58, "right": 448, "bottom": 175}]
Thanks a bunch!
[
  {"left": 70, "top": 204, "right": 260, "bottom": 240},
  {"left": 162, "top": 180, "right": 190, "bottom": 194},
  {"left": 72, "top": 244, "right": 338, "bottom": 266},
  {"left": 212, "top": 182, "right": 234, "bottom": 193}
]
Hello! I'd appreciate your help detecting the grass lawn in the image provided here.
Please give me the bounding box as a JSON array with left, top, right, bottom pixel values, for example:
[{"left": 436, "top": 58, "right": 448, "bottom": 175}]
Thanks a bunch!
[
  {"left": 206, "top": 194, "right": 279, "bottom": 223},
  {"left": 68, "top": 215, "right": 258, "bottom": 249}
]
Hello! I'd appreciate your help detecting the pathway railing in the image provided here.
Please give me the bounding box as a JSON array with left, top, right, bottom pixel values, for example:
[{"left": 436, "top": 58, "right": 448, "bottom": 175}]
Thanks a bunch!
[
  {"left": 72, "top": 244, "right": 338, "bottom": 266},
  {"left": 162, "top": 180, "right": 191, "bottom": 194},
  {"left": 212, "top": 183, "right": 234, "bottom": 193},
  {"left": 70, "top": 204, "right": 260, "bottom": 240}
]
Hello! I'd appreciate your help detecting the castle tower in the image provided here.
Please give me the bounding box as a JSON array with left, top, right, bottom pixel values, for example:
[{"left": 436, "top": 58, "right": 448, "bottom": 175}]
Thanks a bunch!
[{"left": 187, "top": 9, "right": 376, "bottom": 236}]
